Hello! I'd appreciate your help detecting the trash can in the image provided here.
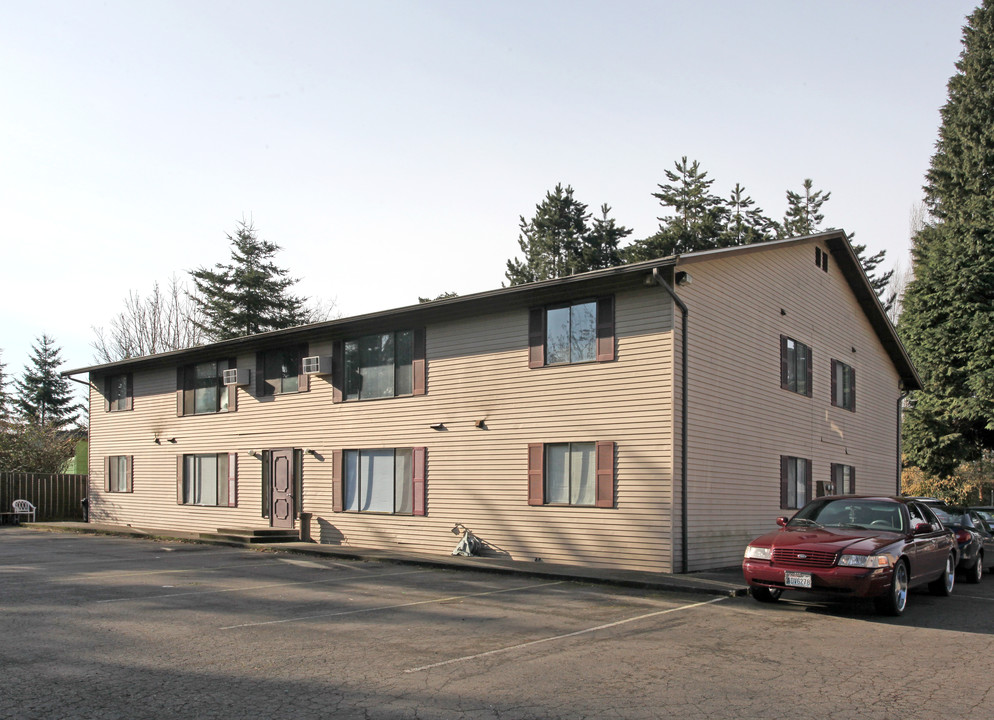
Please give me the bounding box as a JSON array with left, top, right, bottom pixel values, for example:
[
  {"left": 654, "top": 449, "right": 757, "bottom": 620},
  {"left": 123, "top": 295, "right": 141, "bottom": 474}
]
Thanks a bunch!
[
  {"left": 299, "top": 512, "right": 312, "bottom": 542},
  {"left": 81, "top": 497, "right": 88, "bottom": 523}
]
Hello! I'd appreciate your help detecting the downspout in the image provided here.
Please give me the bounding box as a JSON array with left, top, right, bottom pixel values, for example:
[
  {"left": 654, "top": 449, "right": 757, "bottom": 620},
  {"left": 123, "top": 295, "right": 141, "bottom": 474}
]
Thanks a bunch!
[
  {"left": 896, "top": 387, "right": 910, "bottom": 495},
  {"left": 65, "top": 373, "right": 94, "bottom": 520},
  {"left": 651, "top": 267, "right": 689, "bottom": 573}
]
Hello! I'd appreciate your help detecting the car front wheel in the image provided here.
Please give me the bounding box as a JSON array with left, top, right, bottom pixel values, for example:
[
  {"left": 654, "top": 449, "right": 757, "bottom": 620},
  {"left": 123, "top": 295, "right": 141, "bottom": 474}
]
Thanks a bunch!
[
  {"left": 875, "top": 560, "right": 908, "bottom": 616},
  {"left": 929, "top": 554, "right": 956, "bottom": 596},
  {"left": 749, "top": 586, "right": 782, "bottom": 603},
  {"left": 965, "top": 553, "right": 983, "bottom": 584}
]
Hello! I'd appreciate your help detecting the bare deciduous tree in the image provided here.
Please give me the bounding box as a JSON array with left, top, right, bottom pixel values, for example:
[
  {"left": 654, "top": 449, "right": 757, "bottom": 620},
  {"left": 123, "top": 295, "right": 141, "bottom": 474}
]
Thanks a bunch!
[{"left": 91, "top": 276, "right": 207, "bottom": 362}]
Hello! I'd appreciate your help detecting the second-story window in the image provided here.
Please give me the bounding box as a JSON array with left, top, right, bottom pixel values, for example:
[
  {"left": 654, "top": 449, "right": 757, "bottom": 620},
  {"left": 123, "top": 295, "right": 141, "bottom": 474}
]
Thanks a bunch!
[
  {"left": 831, "top": 359, "right": 855, "bottom": 411},
  {"left": 178, "top": 360, "right": 233, "bottom": 415},
  {"left": 105, "top": 373, "right": 133, "bottom": 412},
  {"left": 529, "top": 296, "right": 615, "bottom": 368},
  {"left": 780, "top": 336, "right": 812, "bottom": 397},
  {"left": 333, "top": 330, "right": 425, "bottom": 402},
  {"left": 257, "top": 345, "right": 308, "bottom": 396}
]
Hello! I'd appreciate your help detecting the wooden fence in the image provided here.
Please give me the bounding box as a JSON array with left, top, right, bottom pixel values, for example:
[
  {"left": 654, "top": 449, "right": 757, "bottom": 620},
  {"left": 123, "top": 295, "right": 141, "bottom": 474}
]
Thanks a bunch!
[{"left": 0, "top": 473, "right": 88, "bottom": 522}]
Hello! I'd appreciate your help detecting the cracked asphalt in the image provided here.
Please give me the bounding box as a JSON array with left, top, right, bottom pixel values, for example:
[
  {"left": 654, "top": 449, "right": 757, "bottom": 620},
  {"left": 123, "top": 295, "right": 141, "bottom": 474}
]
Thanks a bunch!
[{"left": 2, "top": 527, "right": 993, "bottom": 719}]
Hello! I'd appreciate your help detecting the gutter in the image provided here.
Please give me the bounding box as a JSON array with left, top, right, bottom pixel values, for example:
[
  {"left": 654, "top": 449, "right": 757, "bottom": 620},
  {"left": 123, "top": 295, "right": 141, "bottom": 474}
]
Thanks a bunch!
[{"left": 651, "top": 267, "right": 689, "bottom": 574}]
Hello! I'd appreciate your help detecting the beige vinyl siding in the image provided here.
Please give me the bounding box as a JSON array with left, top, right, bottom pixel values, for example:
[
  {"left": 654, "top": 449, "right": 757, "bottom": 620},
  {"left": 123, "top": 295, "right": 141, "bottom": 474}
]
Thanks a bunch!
[
  {"left": 88, "top": 288, "right": 679, "bottom": 572},
  {"left": 678, "top": 242, "right": 902, "bottom": 570}
]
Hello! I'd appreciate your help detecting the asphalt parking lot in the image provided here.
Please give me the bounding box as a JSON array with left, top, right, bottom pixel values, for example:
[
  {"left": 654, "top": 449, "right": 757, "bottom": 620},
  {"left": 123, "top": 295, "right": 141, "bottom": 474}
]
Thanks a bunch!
[{"left": 2, "top": 527, "right": 993, "bottom": 719}]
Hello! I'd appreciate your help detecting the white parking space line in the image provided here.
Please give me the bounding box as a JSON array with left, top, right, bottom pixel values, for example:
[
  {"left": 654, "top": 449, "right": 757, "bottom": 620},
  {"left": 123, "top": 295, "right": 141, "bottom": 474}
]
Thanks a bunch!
[
  {"left": 97, "top": 568, "right": 431, "bottom": 603},
  {"left": 955, "top": 594, "right": 994, "bottom": 601},
  {"left": 404, "top": 596, "right": 728, "bottom": 673},
  {"left": 220, "top": 580, "right": 566, "bottom": 630}
]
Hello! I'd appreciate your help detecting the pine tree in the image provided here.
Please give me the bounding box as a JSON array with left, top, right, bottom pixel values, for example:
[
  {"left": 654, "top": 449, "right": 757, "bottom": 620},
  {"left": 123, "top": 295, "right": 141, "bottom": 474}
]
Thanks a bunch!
[
  {"left": 724, "top": 183, "right": 778, "bottom": 246},
  {"left": 13, "top": 334, "right": 79, "bottom": 429},
  {"left": 899, "top": 1, "right": 994, "bottom": 477},
  {"left": 780, "top": 179, "right": 831, "bottom": 238},
  {"left": 506, "top": 184, "right": 592, "bottom": 285},
  {"left": 190, "top": 220, "right": 309, "bottom": 340},
  {"left": 584, "top": 204, "right": 632, "bottom": 271},
  {"left": 626, "top": 157, "right": 727, "bottom": 261},
  {"left": 849, "top": 235, "right": 895, "bottom": 312}
]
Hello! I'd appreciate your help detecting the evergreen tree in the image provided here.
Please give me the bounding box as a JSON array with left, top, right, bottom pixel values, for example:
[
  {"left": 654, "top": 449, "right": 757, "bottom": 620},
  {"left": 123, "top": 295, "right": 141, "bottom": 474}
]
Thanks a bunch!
[
  {"left": 780, "top": 178, "right": 831, "bottom": 237},
  {"left": 723, "top": 183, "right": 778, "bottom": 246},
  {"left": 190, "top": 220, "right": 309, "bottom": 340},
  {"left": 584, "top": 204, "right": 632, "bottom": 271},
  {"left": 506, "top": 185, "right": 629, "bottom": 285},
  {"left": 626, "top": 157, "right": 726, "bottom": 261},
  {"left": 0, "top": 349, "right": 10, "bottom": 419},
  {"left": 849, "top": 235, "right": 895, "bottom": 312},
  {"left": 899, "top": 1, "right": 994, "bottom": 477},
  {"left": 13, "top": 334, "right": 79, "bottom": 429}
]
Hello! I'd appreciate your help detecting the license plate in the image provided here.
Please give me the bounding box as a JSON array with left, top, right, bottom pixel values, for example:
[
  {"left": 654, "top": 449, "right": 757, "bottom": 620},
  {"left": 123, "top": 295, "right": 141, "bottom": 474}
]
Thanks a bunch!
[{"left": 784, "top": 571, "right": 812, "bottom": 589}]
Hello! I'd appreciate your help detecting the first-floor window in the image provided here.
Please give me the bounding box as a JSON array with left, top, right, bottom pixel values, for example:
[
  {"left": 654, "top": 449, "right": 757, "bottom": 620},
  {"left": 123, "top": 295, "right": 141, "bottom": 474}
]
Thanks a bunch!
[
  {"left": 105, "top": 456, "right": 132, "bottom": 493},
  {"left": 180, "top": 453, "right": 235, "bottom": 507},
  {"left": 545, "top": 442, "right": 596, "bottom": 505},
  {"left": 780, "top": 456, "right": 811, "bottom": 510},
  {"left": 831, "top": 463, "right": 854, "bottom": 495},
  {"left": 528, "top": 441, "right": 615, "bottom": 508},
  {"left": 344, "top": 448, "right": 413, "bottom": 513}
]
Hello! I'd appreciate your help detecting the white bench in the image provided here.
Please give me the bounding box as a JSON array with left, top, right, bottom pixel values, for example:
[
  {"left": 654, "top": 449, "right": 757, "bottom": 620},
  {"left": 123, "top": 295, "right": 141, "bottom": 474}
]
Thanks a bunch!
[{"left": 12, "top": 499, "right": 36, "bottom": 523}]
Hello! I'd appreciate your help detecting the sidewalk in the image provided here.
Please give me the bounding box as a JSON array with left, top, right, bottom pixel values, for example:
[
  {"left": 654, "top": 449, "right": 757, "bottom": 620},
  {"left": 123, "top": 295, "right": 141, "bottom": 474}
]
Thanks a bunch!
[{"left": 22, "top": 521, "right": 750, "bottom": 598}]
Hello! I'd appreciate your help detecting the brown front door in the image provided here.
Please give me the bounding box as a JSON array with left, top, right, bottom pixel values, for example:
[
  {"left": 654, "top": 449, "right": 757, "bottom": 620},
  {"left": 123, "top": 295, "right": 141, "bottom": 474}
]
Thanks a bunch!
[{"left": 270, "top": 449, "right": 294, "bottom": 529}]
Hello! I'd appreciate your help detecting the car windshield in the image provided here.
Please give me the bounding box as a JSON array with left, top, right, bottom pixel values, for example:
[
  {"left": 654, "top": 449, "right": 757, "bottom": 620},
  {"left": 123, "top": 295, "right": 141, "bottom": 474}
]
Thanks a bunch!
[
  {"left": 791, "top": 499, "right": 905, "bottom": 533},
  {"left": 976, "top": 510, "right": 994, "bottom": 525}
]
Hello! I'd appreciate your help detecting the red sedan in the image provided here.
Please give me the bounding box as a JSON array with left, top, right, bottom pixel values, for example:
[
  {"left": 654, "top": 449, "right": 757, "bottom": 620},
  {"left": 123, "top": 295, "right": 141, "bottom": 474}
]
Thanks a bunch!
[{"left": 742, "top": 496, "right": 958, "bottom": 616}]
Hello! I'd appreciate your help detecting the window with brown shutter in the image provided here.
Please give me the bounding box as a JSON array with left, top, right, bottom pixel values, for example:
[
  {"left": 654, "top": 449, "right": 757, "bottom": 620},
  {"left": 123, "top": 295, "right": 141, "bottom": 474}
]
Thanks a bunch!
[
  {"left": 780, "top": 456, "right": 812, "bottom": 509},
  {"left": 781, "top": 336, "right": 812, "bottom": 397},
  {"left": 332, "top": 447, "right": 427, "bottom": 515},
  {"left": 105, "top": 456, "right": 133, "bottom": 492},
  {"left": 257, "top": 345, "right": 309, "bottom": 396},
  {"left": 176, "top": 359, "right": 237, "bottom": 415},
  {"left": 529, "top": 297, "right": 615, "bottom": 368},
  {"left": 831, "top": 359, "right": 855, "bottom": 411},
  {"left": 177, "top": 452, "right": 238, "bottom": 507},
  {"left": 331, "top": 330, "right": 425, "bottom": 402},
  {"left": 105, "top": 374, "right": 133, "bottom": 412},
  {"left": 528, "top": 441, "right": 616, "bottom": 508}
]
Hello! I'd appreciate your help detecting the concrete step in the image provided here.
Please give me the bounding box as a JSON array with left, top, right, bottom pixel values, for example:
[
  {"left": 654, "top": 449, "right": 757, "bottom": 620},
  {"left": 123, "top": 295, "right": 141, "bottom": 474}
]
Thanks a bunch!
[{"left": 200, "top": 528, "right": 300, "bottom": 544}]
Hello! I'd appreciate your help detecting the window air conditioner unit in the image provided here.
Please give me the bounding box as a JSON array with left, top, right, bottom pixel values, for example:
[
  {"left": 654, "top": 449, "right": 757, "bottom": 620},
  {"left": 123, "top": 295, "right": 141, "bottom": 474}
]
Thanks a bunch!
[
  {"left": 302, "top": 355, "right": 332, "bottom": 375},
  {"left": 222, "top": 368, "right": 251, "bottom": 386}
]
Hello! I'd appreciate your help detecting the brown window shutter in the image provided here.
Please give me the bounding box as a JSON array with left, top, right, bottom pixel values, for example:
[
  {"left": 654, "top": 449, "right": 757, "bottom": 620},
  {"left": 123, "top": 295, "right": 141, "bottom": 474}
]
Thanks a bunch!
[
  {"left": 528, "top": 443, "right": 545, "bottom": 505},
  {"left": 126, "top": 456, "right": 134, "bottom": 493},
  {"left": 412, "top": 447, "right": 426, "bottom": 516},
  {"left": 850, "top": 467, "right": 855, "bottom": 494},
  {"left": 830, "top": 359, "right": 838, "bottom": 406},
  {"left": 780, "top": 336, "right": 789, "bottom": 390},
  {"left": 297, "top": 344, "right": 309, "bottom": 393},
  {"left": 228, "top": 452, "right": 238, "bottom": 507},
  {"left": 596, "top": 296, "right": 615, "bottom": 362},
  {"left": 104, "top": 376, "right": 112, "bottom": 413},
  {"left": 528, "top": 308, "right": 545, "bottom": 368},
  {"left": 176, "top": 455, "right": 184, "bottom": 504},
  {"left": 261, "top": 451, "right": 270, "bottom": 518},
  {"left": 332, "top": 450, "right": 343, "bottom": 513},
  {"left": 805, "top": 347, "right": 813, "bottom": 398},
  {"left": 331, "top": 340, "right": 344, "bottom": 403},
  {"left": 780, "top": 456, "right": 788, "bottom": 509},
  {"left": 226, "top": 358, "right": 237, "bottom": 412},
  {"left": 124, "top": 374, "right": 134, "bottom": 411},
  {"left": 413, "top": 328, "right": 426, "bottom": 396},
  {"left": 805, "top": 459, "right": 813, "bottom": 504},
  {"left": 104, "top": 457, "right": 111, "bottom": 492},
  {"left": 176, "top": 368, "right": 185, "bottom": 416},
  {"left": 594, "top": 441, "right": 615, "bottom": 508}
]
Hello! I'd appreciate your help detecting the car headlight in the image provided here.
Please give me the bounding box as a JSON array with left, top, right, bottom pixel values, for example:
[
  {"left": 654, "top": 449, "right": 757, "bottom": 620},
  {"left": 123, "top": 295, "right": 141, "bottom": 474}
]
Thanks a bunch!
[
  {"left": 744, "top": 546, "right": 772, "bottom": 561},
  {"left": 837, "top": 554, "right": 891, "bottom": 568}
]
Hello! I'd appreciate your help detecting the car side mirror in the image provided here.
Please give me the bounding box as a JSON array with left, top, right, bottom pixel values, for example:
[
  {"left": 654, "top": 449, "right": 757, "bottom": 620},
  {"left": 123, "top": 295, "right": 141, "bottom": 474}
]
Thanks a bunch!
[
  {"left": 913, "top": 522, "right": 933, "bottom": 535},
  {"left": 776, "top": 516, "right": 789, "bottom": 527}
]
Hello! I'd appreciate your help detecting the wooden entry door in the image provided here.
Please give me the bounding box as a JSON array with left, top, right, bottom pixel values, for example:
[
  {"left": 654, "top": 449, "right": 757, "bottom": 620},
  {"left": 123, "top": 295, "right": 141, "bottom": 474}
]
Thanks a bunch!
[{"left": 270, "top": 449, "right": 294, "bottom": 529}]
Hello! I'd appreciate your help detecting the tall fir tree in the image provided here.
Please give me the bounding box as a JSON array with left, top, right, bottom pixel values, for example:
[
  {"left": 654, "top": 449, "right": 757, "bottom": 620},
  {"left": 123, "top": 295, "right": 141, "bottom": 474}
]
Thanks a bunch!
[
  {"left": 13, "top": 334, "right": 79, "bottom": 429},
  {"left": 780, "top": 178, "right": 831, "bottom": 238},
  {"left": 899, "top": 0, "right": 994, "bottom": 477},
  {"left": 190, "top": 220, "right": 309, "bottom": 340},
  {"left": 506, "top": 185, "right": 628, "bottom": 285},
  {"left": 0, "top": 349, "right": 11, "bottom": 419},
  {"left": 723, "top": 183, "right": 778, "bottom": 246}
]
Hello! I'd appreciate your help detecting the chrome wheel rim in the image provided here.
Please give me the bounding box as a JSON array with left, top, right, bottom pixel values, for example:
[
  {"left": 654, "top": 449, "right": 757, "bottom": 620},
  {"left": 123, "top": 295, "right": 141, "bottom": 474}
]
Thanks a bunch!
[
  {"left": 976, "top": 555, "right": 983, "bottom": 581},
  {"left": 945, "top": 557, "right": 955, "bottom": 592},
  {"left": 894, "top": 563, "right": 908, "bottom": 612}
]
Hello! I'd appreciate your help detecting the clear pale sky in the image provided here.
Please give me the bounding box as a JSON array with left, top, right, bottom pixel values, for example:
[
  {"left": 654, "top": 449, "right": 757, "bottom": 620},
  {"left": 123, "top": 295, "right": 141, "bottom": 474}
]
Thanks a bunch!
[{"left": 0, "top": 0, "right": 979, "bottom": 402}]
